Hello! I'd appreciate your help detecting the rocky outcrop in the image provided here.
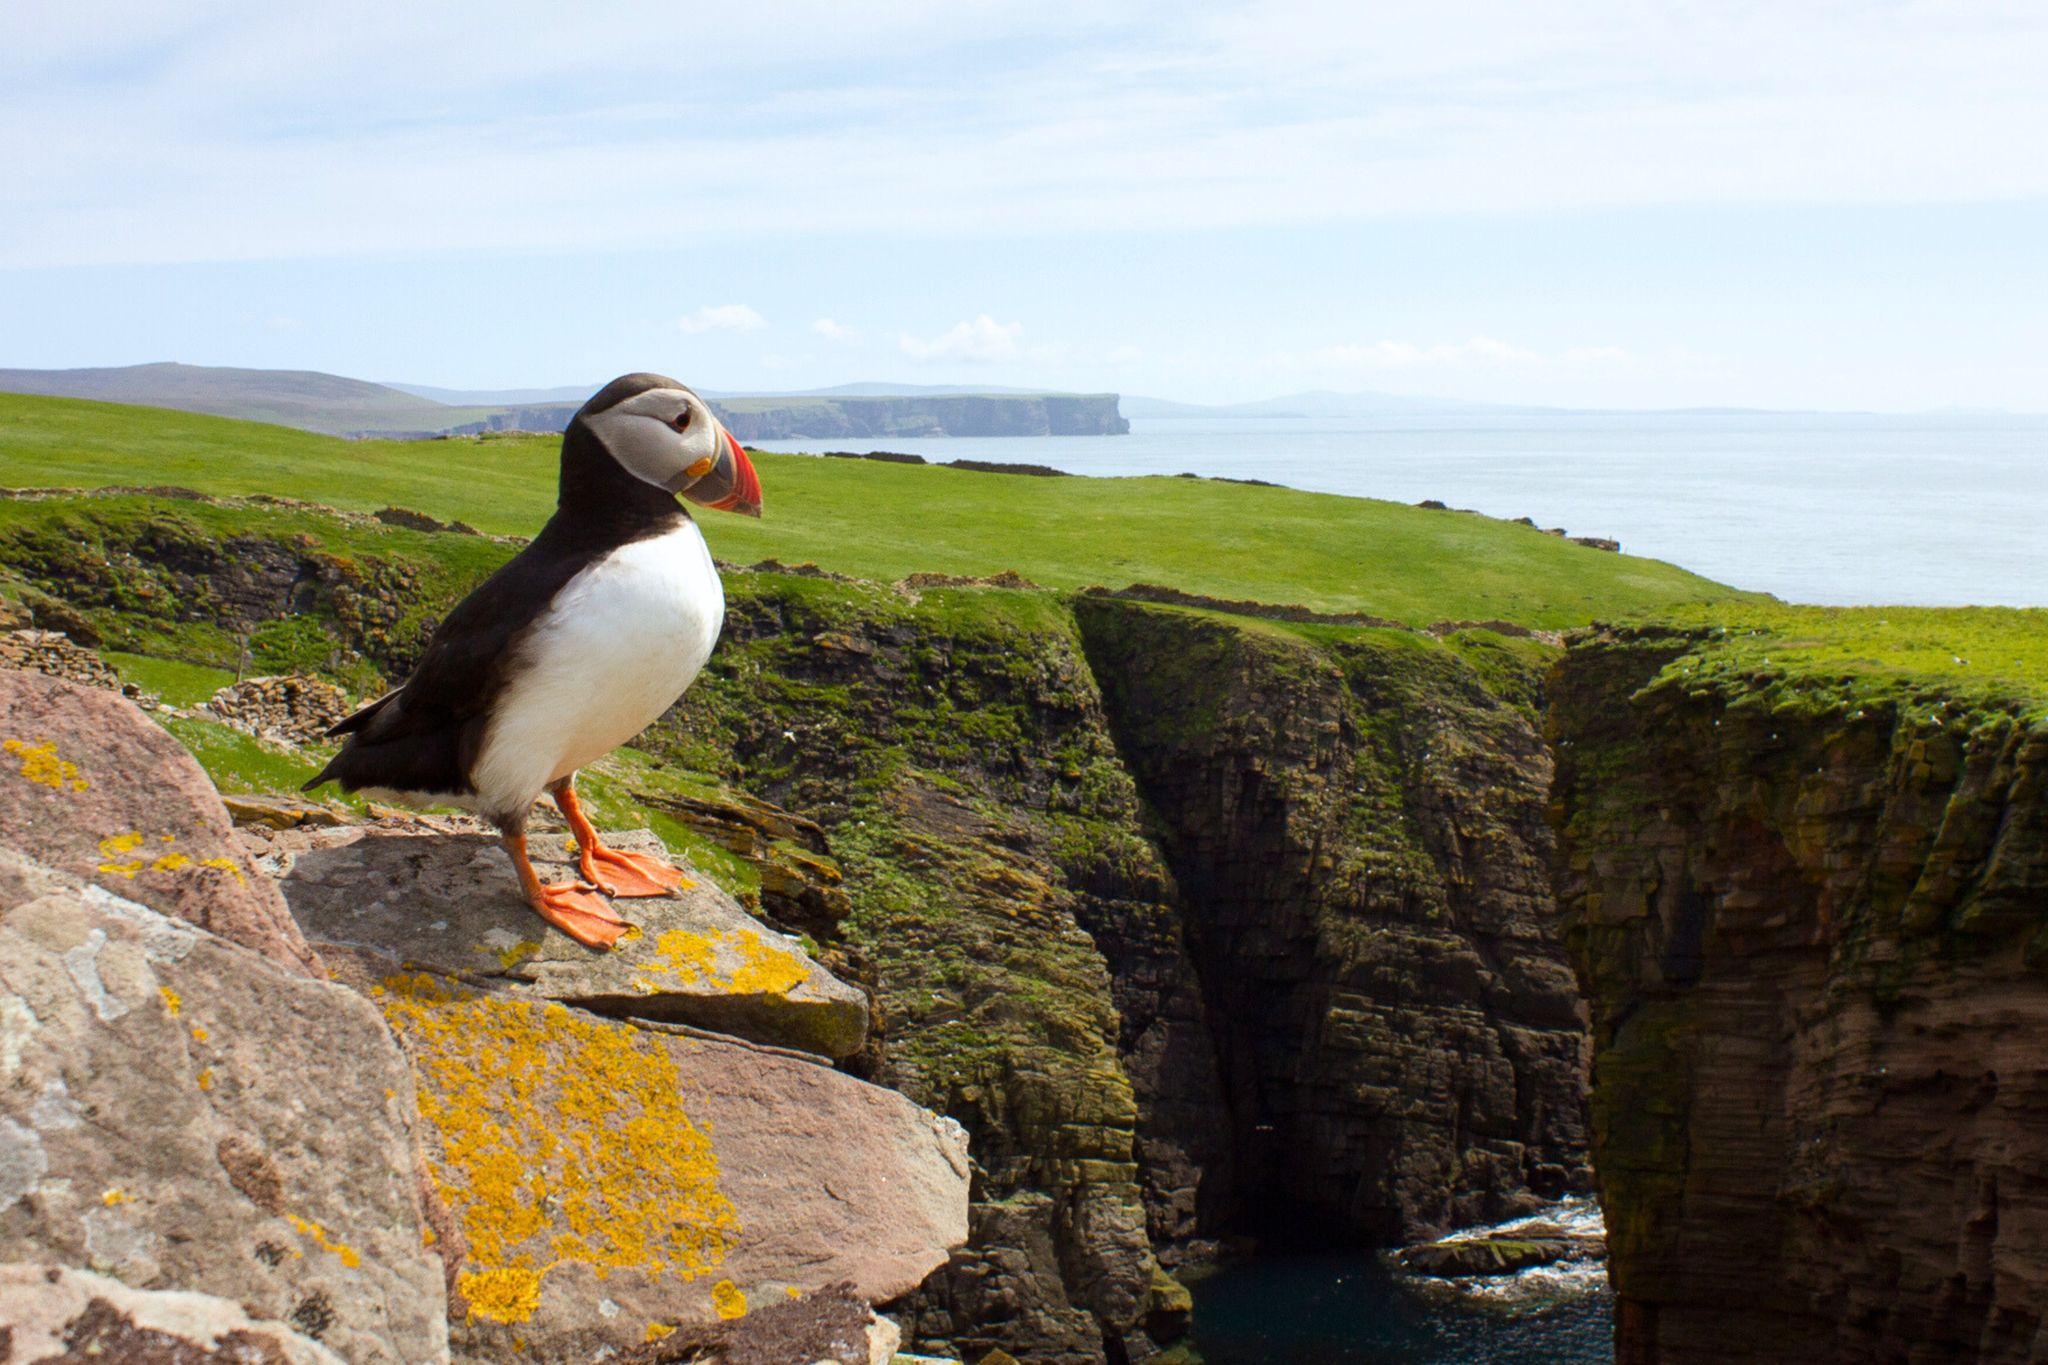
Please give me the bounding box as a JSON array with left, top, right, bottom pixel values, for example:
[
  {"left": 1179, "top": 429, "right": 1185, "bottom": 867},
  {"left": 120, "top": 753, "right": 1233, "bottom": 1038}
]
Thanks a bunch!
[
  {"left": 1, "top": 670, "right": 319, "bottom": 975},
  {"left": 0, "top": 1264, "right": 345, "bottom": 1364},
  {"left": 205, "top": 674, "right": 353, "bottom": 745},
  {"left": 1550, "top": 625, "right": 2048, "bottom": 1363},
  {"left": 0, "top": 870, "right": 449, "bottom": 1361},
  {"left": 0, "top": 674, "right": 973, "bottom": 1363},
  {"left": 1077, "top": 599, "right": 1591, "bottom": 1242},
  {"left": 256, "top": 824, "right": 868, "bottom": 1059},
  {"left": 372, "top": 970, "right": 967, "bottom": 1362}
]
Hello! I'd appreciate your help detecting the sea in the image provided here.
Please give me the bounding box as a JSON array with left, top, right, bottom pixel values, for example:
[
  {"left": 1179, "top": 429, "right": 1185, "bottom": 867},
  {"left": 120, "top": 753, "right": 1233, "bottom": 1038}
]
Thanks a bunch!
[{"left": 754, "top": 411, "right": 2048, "bottom": 608}]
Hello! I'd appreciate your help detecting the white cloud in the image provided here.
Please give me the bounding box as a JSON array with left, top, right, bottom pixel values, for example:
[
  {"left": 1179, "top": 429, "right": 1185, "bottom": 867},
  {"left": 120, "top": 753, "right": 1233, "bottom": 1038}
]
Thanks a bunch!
[
  {"left": 811, "top": 317, "right": 860, "bottom": 343},
  {"left": 7, "top": 2, "right": 2048, "bottom": 267},
  {"left": 1104, "top": 344, "right": 1143, "bottom": 365},
  {"left": 898, "top": 315, "right": 1027, "bottom": 365},
  {"left": 678, "top": 304, "right": 766, "bottom": 334}
]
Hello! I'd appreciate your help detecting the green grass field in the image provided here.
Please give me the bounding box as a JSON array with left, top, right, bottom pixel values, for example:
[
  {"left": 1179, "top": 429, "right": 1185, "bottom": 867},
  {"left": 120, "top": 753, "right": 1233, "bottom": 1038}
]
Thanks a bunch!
[{"left": 0, "top": 391, "right": 1753, "bottom": 629}]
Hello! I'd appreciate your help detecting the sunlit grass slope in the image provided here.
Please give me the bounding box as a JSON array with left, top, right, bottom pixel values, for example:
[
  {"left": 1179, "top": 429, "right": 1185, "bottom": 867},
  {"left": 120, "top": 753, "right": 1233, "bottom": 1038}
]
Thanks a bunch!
[{"left": 0, "top": 391, "right": 1755, "bottom": 628}]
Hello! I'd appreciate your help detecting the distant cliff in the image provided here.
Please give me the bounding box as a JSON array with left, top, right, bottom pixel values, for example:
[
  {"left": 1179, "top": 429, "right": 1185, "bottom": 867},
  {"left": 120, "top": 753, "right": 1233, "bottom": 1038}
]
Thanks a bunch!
[{"left": 439, "top": 393, "right": 1130, "bottom": 440}]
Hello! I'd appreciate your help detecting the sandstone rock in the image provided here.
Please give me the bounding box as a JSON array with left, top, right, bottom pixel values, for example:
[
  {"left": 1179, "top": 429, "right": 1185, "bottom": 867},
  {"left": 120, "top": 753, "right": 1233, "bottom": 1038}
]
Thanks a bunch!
[
  {"left": 362, "top": 970, "right": 967, "bottom": 1361},
  {"left": 1552, "top": 627, "right": 2048, "bottom": 1363},
  {"left": 607, "top": 1285, "right": 901, "bottom": 1364},
  {"left": 205, "top": 675, "right": 353, "bottom": 745},
  {"left": 0, "top": 671, "right": 320, "bottom": 976},
  {"left": 221, "top": 792, "right": 347, "bottom": 831},
  {"left": 0, "top": 881, "right": 448, "bottom": 1362},
  {"left": 0, "top": 1262, "right": 345, "bottom": 1363},
  {"left": 257, "top": 825, "right": 868, "bottom": 1058}
]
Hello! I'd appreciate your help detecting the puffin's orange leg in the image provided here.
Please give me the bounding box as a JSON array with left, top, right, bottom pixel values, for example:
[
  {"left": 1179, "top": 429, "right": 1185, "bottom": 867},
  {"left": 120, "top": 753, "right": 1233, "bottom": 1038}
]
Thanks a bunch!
[
  {"left": 502, "top": 832, "right": 628, "bottom": 949},
  {"left": 551, "top": 780, "right": 694, "bottom": 899}
]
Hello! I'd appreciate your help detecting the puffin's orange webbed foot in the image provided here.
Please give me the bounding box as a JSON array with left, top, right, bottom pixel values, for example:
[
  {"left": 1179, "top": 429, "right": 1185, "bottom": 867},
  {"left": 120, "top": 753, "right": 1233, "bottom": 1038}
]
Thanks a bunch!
[
  {"left": 503, "top": 831, "right": 631, "bottom": 950},
  {"left": 578, "top": 843, "right": 693, "bottom": 899},
  {"left": 528, "top": 879, "right": 630, "bottom": 948}
]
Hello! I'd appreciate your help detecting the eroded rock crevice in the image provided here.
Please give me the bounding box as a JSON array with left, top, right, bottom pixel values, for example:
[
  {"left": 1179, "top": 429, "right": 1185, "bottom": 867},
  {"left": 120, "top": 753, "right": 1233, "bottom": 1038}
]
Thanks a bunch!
[{"left": 1075, "top": 598, "right": 1592, "bottom": 1248}]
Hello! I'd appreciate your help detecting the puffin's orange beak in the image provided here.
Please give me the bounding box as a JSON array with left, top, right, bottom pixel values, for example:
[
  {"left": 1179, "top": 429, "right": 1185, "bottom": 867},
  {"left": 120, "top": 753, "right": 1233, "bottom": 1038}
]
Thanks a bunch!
[{"left": 701, "top": 428, "right": 763, "bottom": 517}]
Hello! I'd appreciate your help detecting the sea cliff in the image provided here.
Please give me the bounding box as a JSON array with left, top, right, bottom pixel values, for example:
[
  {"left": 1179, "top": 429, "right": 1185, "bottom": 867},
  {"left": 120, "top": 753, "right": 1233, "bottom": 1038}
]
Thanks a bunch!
[
  {"left": 439, "top": 393, "right": 1131, "bottom": 441},
  {"left": 1549, "top": 617, "right": 2048, "bottom": 1363}
]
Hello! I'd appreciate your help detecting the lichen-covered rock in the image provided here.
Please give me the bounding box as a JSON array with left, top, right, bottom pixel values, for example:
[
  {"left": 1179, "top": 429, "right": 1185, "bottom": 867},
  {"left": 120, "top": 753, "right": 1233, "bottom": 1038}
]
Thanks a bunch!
[
  {"left": 364, "top": 970, "right": 967, "bottom": 1361},
  {"left": 1551, "top": 624, "right": 2048, "bottom": 1363},
  {"left": 0, "top": 670, "right": 320, "bottom": 976},
  {"left": 0, "top": 879, "right": 448, "bottom": 1363},
  {"left": 0, "top": 1262, "right": 346, "bottom": 1363},
  {"left": 256, "top": 824, "right": 867, "bottom": 1059}
]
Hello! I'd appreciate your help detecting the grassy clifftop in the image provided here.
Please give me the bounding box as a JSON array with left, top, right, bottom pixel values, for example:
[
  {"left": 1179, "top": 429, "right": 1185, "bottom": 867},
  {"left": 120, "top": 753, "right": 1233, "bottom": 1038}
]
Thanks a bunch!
[{"left": 0, "top": 392, "right": 1751, "bottom": 629}]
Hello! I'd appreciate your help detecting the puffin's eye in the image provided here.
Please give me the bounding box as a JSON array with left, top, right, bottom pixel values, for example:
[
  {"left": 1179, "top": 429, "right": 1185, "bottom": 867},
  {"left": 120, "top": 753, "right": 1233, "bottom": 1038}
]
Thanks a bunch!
[{"left": 671, "top": 409, "right": 692, "bottom": 432}]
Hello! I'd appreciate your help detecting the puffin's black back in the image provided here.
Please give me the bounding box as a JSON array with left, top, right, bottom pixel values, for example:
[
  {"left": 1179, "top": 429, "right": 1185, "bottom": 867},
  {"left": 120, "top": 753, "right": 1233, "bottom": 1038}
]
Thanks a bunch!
[{"left": 303, "top": 387, "right": 691, "bottom": 805}]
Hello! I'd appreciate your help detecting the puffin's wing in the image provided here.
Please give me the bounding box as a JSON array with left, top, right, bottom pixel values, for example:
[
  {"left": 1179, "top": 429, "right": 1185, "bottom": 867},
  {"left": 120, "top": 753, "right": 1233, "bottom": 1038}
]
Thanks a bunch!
[
  {"left": 326, "top": 686, "right": 400, "bottom": 738},
  {"left": 304, "top": 536, "right": 603, "bottom": 795}
]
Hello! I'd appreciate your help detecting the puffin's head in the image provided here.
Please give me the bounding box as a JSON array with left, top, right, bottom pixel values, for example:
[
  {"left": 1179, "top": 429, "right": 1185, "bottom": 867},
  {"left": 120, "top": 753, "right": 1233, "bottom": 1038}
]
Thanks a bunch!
[{"left": 574, "top": 372, "right": 763, "bottom": 517}]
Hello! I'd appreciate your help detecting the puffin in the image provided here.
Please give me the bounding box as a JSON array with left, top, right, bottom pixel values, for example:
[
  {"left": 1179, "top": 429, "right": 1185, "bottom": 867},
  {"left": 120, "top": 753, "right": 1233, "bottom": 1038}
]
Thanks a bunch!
[{"left": 304, "top": 373, "right": 762, "bottom": 949}]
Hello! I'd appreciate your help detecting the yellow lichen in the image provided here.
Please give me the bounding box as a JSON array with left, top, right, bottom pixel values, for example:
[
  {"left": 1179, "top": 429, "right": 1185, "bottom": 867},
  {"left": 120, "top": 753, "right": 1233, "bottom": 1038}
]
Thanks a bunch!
[
  {"left": 711, "top": 1279, "right": 747, "bottom": 1320},
  {"left": 4, "top": 738, "right": 89, "bottom": 792},
  {"left": 101, "top": 1187, "right": 133, "bottom": 1206},
  {"left": 195, "top": 1068, "right": 214, "bottom": 1091},
  {"left": 97, "top": 831, "right": 146, "bottom": 878},
  {"left": 644, "top": 1322, "right": 676, "bottom": 1343},
  {"left": 197, "top": 856, "right": 248, "bottom": 886},
  {"left": 630, "top": 928, "right": 807, "bottom": 998},
  {"left": 373, "top": 973, "right": 740, "bottom": 1326},
  {"left": 460, "top": 1266, "right": 543, "bottom": 1324},
  {"left": 287, "top": 1212, "right": 363, "bottom": 1269},
  {"left": 158, "top": 986, "right": 182, "bottom": 1017},
  {"left": 191, "top": 1026, "right": 209, "bottom": 1043},
  {"left": 93, "top": 833, "right": 247, "bottom": 885},
  {"left": 492, "top": 939, "right": 543, "bottom": 970}
]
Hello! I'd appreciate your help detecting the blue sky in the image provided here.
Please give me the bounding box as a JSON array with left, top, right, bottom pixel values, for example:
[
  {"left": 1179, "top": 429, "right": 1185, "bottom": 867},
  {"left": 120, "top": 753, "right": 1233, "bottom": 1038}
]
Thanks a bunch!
[{"left": 4, "top": 1, "right": 2046, "bottom": 409}]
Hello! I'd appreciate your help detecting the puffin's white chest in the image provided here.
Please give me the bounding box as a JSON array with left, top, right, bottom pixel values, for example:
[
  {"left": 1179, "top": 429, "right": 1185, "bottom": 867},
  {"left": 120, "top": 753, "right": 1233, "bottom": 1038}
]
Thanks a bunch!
[{"left": 471, "top": 522, "right": 722, "bottom": 815}]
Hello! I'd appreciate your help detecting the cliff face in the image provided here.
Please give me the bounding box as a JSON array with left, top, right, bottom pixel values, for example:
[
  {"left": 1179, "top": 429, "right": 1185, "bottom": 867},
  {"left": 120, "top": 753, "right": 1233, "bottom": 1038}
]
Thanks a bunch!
[
  {"left": 1078, "top": 599, "right": 1592, "bottom": 1242},
  {"left": 712, "top": 394, "right": 1130, "bottom": 440},
  {"left": 439, "top": 394, "right": 1132, "bottom": 440},
  {"left": 1550, "top": 625, "right": 2048, "bottom": 1363},
  {"left": 648, "top": 574, "right": 1212, "bottom": 1363}
]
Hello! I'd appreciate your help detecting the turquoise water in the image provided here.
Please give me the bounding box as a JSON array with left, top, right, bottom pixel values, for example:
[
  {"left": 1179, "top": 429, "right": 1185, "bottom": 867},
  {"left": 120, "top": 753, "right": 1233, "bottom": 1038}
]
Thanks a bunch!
[
  {"left": 756, "top": 412, "right": 2048, "bottom": 608},
  {"left": 1188, "top": 1251, "right": 1613, "bottom": 1365}
]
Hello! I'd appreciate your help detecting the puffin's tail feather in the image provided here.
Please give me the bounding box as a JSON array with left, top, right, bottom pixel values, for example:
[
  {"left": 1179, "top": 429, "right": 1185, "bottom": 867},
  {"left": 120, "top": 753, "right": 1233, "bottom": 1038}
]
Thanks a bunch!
[{"left": 301, "top": 750, "right": 347, "bottom": 792}]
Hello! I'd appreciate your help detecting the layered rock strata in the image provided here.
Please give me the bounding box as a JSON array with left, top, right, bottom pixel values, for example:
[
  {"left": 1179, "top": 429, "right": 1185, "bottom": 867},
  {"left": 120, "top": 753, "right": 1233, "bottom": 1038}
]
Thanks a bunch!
[
  {"left": 1550, "top": 625, "right": 2048, "bottom": 1364},
  {"left": 1076, "top": 599, "right": 1591, "bottom": 1242}
]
